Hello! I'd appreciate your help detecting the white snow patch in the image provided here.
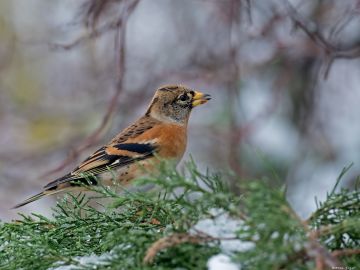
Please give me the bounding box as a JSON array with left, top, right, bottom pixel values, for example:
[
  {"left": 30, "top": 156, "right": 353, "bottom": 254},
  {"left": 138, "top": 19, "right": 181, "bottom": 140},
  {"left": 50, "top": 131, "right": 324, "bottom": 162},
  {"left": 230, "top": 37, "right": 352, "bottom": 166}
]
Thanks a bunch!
[
  {"left": 193, "top": 210, "right": 254, "bottom": 253},
  {"left": 193, "top": 210, "right": 254, "bottom": 270},
  {"left": 50, "top": 251, "right": 113, "bottom": 270},
  {"left": 0, "top": 241, "right": 9, "bottom": 252},
  {"left": 207, "top": 254, "right": 240, "bottom": 270}
]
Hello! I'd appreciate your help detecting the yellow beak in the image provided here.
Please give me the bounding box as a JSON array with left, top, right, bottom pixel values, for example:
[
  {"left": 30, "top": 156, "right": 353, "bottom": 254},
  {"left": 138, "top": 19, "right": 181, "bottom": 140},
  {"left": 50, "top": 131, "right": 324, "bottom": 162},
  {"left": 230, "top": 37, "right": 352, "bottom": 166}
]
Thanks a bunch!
[{"left": 192, "top": 91, "right": 211, "bottom": 107}]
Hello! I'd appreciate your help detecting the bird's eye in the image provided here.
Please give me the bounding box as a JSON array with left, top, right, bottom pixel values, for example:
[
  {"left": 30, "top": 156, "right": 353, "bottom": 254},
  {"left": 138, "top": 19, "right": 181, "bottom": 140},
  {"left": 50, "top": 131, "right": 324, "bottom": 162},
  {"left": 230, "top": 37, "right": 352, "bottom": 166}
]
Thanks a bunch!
[{"left": 179, "top": 94, "right": 188, "bottom": 101}]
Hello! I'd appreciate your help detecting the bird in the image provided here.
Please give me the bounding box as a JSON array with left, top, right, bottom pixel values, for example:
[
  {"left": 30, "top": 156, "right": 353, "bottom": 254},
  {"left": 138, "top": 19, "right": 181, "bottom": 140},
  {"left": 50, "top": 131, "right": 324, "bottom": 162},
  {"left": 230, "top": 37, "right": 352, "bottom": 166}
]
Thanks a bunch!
[{"left": 13, "top": 85, "right": 211, "bottom": 208}]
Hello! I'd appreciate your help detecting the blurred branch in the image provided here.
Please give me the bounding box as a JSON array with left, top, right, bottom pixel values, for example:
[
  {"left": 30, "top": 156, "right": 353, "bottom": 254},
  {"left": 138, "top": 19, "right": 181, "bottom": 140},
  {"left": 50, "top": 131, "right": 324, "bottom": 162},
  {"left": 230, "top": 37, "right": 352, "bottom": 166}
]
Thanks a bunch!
[
  {"left": 49, "top": 19, "right": 122, "bottom": 50},
  {"left": 283, "top": 205, "right": 344, "bottom": 270},
  {"left": 41, "top": 0, "right": 140, "bottom": 180},
  {"left": 244, "top": 0, "right": 252, "bottom": 24},
  {"left": 227, "top": 0, "right": 243, "bottom": 176},
  {"left": 143, "top": 232, "right": 212, "bottom": 264},
  {"left": 143, "top": 230, "right": 239, "bottom": 265},
  {"left": 307, "top": 233, "right": 344, "bottom": 270},
  {"left": 82, "top": 0, "right": 117, "bottom": 29},
  {"left": 0, "top": 35, "right": 16, "bottom": 72},
  {"left": 284, "top": 0, "right": 360, "bottom": 79},
  {"left": 225, "top": 68, "right": 289, "bottom": 179},
  {"left": 328, "top": 6, "right": 358, "bottom": 43},
  {"left": 332, "top": 249, "right": 360, "bottom": 257}
]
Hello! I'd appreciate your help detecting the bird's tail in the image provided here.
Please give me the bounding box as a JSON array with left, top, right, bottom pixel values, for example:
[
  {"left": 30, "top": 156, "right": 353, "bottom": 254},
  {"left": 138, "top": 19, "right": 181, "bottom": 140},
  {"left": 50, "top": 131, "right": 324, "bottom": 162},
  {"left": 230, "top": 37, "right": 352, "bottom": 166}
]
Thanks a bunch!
[{"left": 12, "top": 190, "right": 62, "bottom": 209}]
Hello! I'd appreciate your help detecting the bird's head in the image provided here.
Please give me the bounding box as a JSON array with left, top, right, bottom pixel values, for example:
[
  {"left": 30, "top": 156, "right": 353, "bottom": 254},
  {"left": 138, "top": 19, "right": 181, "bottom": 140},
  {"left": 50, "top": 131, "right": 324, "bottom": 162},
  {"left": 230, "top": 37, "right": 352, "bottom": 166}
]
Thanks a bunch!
[{"left": 145, "top": 85, "right": 211, "bottom": 124}]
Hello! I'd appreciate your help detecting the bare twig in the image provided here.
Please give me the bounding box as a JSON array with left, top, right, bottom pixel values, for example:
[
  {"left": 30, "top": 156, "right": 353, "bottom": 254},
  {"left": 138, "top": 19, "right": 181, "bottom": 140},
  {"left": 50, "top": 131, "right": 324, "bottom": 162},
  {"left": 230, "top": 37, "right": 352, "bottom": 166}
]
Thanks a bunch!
[
  {"left": 332, "top": 249, "right": 360, "bottom": 257},
  {"left": 285, "top": 1, "right": 335, "bottom": 53},
  {"left": 143, "top": 233, "right": 212, "bottom": 264},
  {"left": 49, "top": 19, "right": 122, "bottom": 50},
  {"left": 82, "top": 0, "right": 115, "bottom": 29},
  {"left": 41, "top": 0, "right": 140, "bottom": 180},
  {"left": 244, "top": 0, "right": 252, "bottom": 24},
  {"left": 282, "top": 204, "right": 344, "bottom": 269},
  {"left": 227, "top": 0, "right": 243, "bottom": 176},
  {"left": 306, "top": 236, "right": 343, "bottom": 270},
  {"left": 284, "top": 0, "right": 360, "bottom": 79},
  {"left": 143, "top": 230, "right": 240, "bottom": 265},
  {"left": 328, "top": 7, "right": 357, "bottom": 44}
]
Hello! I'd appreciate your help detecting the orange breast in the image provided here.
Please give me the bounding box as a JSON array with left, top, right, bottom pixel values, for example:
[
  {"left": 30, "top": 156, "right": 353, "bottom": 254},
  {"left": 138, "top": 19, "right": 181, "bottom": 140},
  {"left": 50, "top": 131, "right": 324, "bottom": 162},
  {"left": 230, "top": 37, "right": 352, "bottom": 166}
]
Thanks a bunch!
[{"left": 127, "top": 123, "right": 187, "bottom": 161}]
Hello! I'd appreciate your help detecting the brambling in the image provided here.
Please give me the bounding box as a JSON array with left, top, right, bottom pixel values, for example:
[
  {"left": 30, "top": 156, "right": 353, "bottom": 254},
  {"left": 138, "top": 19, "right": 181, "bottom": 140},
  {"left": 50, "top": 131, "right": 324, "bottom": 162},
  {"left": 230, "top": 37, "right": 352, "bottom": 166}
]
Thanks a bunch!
[{"left": 14, "top": 85, "right": 211, "bottom": 208}]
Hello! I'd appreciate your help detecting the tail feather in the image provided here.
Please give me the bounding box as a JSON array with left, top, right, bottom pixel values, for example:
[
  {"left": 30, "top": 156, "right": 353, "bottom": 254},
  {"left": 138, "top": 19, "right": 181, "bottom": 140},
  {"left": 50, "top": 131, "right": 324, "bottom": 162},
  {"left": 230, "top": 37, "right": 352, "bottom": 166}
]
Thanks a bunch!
[
  {"left": 13, "top": 174, "right": 92, "bottom": 209},
  {"left": 12, "top": 183, "right": 87, "bottom": 209},
  {"left": 12, "top": 190, "right": 60, "bottom": 209}
]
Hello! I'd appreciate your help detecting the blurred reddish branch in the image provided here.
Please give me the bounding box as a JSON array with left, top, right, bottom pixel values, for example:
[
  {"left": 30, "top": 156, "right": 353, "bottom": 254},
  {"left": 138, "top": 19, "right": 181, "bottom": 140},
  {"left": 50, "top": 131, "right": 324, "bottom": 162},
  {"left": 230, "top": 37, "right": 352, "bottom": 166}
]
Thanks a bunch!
[
  {"left": 282, "top": 205, "right": 344, "bottom": 270},
  {"left": 226, "top": 0, "right": 242, "bottom": 176},
  {"left": 41, "top": 0, "right": 140, "bottom": 180},
  {"left": 332, "top": 249, "right": 360, "bottom": 257}
]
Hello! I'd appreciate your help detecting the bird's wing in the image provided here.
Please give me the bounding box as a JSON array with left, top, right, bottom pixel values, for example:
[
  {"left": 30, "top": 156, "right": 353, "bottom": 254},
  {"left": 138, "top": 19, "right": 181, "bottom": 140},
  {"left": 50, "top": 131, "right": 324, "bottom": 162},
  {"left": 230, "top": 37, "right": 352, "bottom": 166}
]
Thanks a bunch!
[
  {"left": 110, "top": 116, "right": 159, "bottom": 143},
  {"left": 43, "top": 118, "right": 159, "bottom": 190}
]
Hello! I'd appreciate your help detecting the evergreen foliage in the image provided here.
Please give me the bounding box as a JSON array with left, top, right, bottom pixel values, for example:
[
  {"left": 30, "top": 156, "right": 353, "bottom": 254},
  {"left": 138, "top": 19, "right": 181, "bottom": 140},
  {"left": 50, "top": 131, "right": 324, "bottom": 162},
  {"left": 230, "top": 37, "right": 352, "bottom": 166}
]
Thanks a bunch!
[{"left": 0, "top": 161, "right": 359, "bottom": 269}]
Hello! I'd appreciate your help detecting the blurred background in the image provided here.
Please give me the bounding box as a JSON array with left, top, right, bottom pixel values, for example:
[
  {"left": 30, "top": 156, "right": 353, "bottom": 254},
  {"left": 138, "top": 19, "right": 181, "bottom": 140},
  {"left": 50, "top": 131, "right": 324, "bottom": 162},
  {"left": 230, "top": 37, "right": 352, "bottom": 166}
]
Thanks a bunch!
[{"left": 1, "top": 0, "right": 360, "bottom": 221}]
